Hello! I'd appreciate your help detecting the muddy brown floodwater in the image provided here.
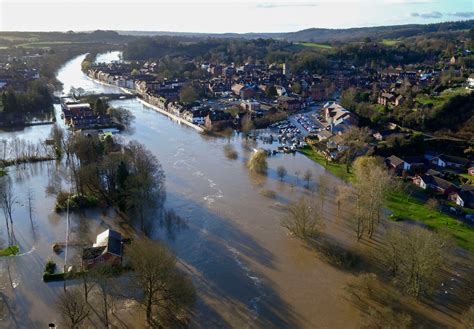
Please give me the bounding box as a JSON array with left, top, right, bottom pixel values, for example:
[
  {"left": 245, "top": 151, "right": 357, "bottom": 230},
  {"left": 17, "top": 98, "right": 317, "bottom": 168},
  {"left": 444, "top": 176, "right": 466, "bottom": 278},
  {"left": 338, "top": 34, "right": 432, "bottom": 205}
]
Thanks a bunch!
[{"left": 0, "top": 52, "right": 365, "bottom": 328}]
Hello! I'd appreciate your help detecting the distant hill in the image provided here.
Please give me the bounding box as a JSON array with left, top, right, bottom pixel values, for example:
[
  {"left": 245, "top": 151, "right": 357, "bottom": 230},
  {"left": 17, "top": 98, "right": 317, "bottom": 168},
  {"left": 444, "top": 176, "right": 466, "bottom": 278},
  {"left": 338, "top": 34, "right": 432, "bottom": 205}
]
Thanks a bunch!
[{"left": 118, "top": 20, "right": 473, "bottom": 42}]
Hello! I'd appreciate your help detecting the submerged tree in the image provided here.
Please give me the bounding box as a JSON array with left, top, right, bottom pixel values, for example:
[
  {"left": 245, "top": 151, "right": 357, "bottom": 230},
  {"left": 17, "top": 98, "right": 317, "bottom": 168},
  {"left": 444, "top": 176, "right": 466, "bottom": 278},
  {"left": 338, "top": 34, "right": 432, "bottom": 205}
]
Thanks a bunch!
[
  {"left": 0, "top": 176, "right": 16, "bottom": 245},
  {"left": 56, "top": 287, "right": 90, "bottom": 329},
  {"left": 281, "top": 198, "right": 324, "bottom": 240},
  {"left": 125, "top": 238, "right": 196, "bottom": 328},
  {"left": 343, "top": 156, "right": 393, "bottom": 240},
  {"left": 381, "top": 226, "right": 451, "bottom": 298},
  {"left": 277, "top": 165, "right": 287, "bottom": 181},
  {"left": 247, "top": 149, "right": 268, "bottom": 174}
]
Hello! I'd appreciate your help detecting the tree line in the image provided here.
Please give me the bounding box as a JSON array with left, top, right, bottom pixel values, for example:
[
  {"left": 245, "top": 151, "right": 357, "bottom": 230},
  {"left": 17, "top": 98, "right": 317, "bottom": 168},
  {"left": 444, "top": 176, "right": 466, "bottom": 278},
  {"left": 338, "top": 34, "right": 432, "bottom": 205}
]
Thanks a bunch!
[{"left": 50, "top": 125, "right": 165, "bottom": 235}]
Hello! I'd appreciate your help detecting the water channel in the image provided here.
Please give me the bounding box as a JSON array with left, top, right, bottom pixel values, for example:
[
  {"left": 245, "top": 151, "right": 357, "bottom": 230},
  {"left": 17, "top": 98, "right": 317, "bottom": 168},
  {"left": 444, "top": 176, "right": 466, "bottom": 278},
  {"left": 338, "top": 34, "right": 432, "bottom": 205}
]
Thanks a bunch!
[{"left": 0, "top": 52, "right": 362, "bottom": 328}]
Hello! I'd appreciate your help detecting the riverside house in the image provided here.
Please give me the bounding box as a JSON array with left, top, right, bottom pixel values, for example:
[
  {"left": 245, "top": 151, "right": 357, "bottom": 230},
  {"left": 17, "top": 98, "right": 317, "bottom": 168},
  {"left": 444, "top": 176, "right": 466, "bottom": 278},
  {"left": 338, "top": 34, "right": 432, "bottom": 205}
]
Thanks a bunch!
[{"left": 82, "top": 229, "right": 123, "bottom": 269}]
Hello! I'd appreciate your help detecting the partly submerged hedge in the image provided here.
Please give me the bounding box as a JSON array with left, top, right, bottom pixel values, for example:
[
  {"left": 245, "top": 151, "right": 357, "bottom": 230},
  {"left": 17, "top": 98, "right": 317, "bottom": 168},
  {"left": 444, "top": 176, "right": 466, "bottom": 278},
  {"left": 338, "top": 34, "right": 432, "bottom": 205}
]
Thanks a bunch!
[{"left": 0, "top": 245, "right": 19, "bottom": 256}]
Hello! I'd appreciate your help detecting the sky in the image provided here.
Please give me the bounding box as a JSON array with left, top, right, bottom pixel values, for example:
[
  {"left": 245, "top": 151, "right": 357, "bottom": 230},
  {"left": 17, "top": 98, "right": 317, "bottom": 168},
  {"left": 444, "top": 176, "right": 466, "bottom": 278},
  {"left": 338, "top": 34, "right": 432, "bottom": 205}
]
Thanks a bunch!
[{"left": 0, "top": 0, "right": 473, "bottom": 33}]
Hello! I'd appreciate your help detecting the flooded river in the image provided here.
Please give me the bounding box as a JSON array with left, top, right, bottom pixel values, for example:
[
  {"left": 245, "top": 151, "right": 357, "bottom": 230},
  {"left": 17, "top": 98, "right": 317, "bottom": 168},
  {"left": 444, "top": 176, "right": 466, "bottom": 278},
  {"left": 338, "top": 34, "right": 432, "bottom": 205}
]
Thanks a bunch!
[{"left": 0, "top": 52, "right": 362, "bottom": 328}]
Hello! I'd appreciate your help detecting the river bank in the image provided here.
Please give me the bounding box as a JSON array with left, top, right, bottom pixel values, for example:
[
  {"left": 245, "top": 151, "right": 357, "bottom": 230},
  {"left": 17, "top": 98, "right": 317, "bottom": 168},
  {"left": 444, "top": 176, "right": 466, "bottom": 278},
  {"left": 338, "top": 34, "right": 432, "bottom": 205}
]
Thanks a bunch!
[{"left": 85, "top": 74, "right": 205, "bottom": 133}]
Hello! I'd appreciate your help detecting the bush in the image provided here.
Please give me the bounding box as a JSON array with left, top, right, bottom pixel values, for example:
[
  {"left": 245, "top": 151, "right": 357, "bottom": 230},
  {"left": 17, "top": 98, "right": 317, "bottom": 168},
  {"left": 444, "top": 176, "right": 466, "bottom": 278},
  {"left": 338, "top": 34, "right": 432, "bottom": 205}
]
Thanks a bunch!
[
  {"left": 43, "top": 272, "right": 67, "bottom": 282},
  {"left": 44, "top": 259, "right": 56, "bottom": 274},
  {"left": 247, "top": 149, "right": 268, "bottom": 174},
  {"left": 0, "top": 245, "right": 19, "bottom": 256},
  {"left": 260, "top": 189, "right": 277, "bottom": 199},
  {"left": 55, "top": 192, "right": 99, "bottom": 212},
  {"left": 223, "top": 144, "right": 238, "bottom": 160}
]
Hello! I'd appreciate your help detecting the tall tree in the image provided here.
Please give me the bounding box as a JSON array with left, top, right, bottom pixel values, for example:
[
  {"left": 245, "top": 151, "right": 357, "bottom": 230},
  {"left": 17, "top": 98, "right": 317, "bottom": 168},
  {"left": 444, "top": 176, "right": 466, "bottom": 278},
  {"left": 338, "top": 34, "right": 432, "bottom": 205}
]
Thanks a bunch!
[
  {"left": 381, "top": 226, "right": 451, "bottom": 297},
  {"left": 340, "top": 127, "right": 370, "bottom": 173},
  {"left": 247, "top": 149, "right": 268, "bottom": 175},
  {"left": 125, "top": 238, "right": 196, "bottom": 328},
  {"left": 56, "top": 288, "right": 90, "bottom": 329},
  {"left": 281, "top": 198, "right": 324, "bottom": 240}
]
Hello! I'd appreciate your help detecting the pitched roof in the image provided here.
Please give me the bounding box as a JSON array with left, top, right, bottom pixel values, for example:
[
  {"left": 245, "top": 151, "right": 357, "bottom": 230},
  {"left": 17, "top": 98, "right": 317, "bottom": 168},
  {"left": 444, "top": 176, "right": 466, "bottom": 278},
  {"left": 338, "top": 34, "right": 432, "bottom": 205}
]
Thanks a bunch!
[
  {"left": 82, "top": 246, "right": 106, "bottom": 260},
  {"left": 93, "top": 229, "right": 123, "bottom": 257},
  {"left": 402, "top": 156, "right": 424, "bottom": 164},
  {"left": 386, "top": 155, "right": 404, "bottom": 167},
  {"left": 458, "top": 186, "right": 474, "bottom": 203},
  {"left": 439, "top": 155, "right": 470, "bottom": 166},
  {"left": 420, "top": 174, "right": 456, "bottom": 191}
]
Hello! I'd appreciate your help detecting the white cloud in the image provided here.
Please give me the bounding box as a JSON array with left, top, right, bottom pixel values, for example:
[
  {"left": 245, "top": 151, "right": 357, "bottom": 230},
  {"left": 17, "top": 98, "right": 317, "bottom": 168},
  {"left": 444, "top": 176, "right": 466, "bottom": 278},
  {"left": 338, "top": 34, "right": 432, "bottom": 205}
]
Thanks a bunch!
[
  {"left": 411, "top": 11, "right": 443, "bottom": 18},
  {"left": 449, "top": 11, "right": 474, "bottom": 18},
  {"left": 256, "top": 2, "right": 318, "bottom": 9}
]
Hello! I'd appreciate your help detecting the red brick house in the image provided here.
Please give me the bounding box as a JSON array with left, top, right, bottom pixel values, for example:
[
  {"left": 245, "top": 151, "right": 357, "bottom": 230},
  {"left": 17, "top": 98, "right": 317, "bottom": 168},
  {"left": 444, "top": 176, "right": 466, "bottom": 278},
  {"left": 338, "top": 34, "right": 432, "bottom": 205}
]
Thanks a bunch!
[{"left": 82, "top": 229, "right": 123, "bottom": 269}]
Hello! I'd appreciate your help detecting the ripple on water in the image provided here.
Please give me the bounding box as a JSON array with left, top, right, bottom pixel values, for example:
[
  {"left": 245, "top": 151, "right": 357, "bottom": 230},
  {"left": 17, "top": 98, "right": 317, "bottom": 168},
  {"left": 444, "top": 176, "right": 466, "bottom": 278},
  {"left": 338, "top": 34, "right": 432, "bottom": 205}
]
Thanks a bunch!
[{"left": 226, "top": 245, "right": 266, "bottom": 323}]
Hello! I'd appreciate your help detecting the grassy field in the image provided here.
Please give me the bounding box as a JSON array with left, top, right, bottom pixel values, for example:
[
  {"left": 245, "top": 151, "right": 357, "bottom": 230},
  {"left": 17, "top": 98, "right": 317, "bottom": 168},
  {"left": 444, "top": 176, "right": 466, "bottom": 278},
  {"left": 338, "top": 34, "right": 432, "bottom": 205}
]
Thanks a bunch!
[
  {"left": 386, "top": 191, "right": 474, "bottom": 251},
  {"left": 296, "top": 42, "right": 333, "bottom": 49},
  {"left": 381, "top": 39, "right": 401, "bottom": 46},
  {"left": 299, "top": 146, "right": 354, "bottom": 182},
  {"left": 16, "top": 41, "right": 78, "bottom": 48},
  {"left": 415, "top": 87, "right": 469, "bottom": 107},
  {"left": 300, "top": 146, "right": 474, "bottom": 251}
]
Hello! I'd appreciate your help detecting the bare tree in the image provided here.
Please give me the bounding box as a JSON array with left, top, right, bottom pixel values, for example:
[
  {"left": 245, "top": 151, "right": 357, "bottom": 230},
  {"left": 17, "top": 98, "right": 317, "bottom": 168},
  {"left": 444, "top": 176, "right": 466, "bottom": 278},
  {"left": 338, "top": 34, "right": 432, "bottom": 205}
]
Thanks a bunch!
[
  {"left": 346, "top": 156, "right": 393, "bottom": 240},
  {"left": 26, "top": 188, "right": 36, "bottom": 240},
  {"left": 381, "top": 226, "right": 452, "bottom": 297},
  {"left": 277, "top": 165, "right": 287, "bottom": 181},
  {"left": 89, "top": 265, "right": 114, "bottom": 328},
  {"left": 56, "top": 287, "right": 90, "bottom": 329},
  {"left": 125, "top": 238, "right": 196, "bottom": 328},
  {"left": 317, "top": 174, "right": 330, "bottom": 212},
  {"left": 303, "top": 170, "right": 313, "bottom": 189},
  {"left": 281, "top": 198, "right": 324, "bottom": 240},
  {"left": 241, "top": 113, "right": 255, "bottom": 138},
  {"left": 0, "top": 176, "right": 16, "bottom": 245},
  {"left": 461, "top": 305, "right": 474, "bottom": 329},
  {"left": 340, "top": 126, "right": 370, "bottom": 173},
  {"left": 294, "top": 170, "right": 301, "bottom": 184}
]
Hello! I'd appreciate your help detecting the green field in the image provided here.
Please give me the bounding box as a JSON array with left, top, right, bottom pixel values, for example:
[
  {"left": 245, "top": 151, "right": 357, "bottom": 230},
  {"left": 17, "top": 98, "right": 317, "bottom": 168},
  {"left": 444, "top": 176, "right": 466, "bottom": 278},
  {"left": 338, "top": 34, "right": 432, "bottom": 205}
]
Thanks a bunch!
[
  {"left": 296, "top": 42, "right": 333, "bottom": 49},
  {"left": 415, "top": 87, "right": 469, "bottom": 107},
  {"left": 386, "top": 191, "right": 474, "bottom": 251},
  {"left": 381, "top": 39, "right": 401, "bottom": 46}
]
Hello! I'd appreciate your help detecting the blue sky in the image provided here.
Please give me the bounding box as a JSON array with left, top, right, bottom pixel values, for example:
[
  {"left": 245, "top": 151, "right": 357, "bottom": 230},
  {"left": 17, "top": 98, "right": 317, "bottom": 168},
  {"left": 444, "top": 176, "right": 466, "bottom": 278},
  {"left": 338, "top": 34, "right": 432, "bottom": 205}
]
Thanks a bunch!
[{"left": 0, "top": 0, "right": 473, "bottom": 32}]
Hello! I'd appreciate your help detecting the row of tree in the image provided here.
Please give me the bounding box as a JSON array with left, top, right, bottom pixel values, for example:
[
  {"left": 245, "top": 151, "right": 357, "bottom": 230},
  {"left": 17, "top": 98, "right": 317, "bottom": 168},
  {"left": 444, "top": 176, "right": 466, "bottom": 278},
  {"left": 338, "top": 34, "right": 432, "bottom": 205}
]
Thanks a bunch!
[
  {"left": 57, "top": 238, "right": 195, "bottom": 328},
  {"left": 50, "top": 125, "right": 165, "bottom": 235}
]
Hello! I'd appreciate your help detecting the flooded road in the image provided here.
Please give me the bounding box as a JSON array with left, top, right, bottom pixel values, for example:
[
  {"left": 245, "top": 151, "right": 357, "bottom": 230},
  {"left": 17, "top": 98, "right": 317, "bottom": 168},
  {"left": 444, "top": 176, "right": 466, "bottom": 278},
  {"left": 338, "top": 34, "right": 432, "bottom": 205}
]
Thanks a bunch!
[{"left": 0, "top": 52, "right": 362, "bottom": 328}]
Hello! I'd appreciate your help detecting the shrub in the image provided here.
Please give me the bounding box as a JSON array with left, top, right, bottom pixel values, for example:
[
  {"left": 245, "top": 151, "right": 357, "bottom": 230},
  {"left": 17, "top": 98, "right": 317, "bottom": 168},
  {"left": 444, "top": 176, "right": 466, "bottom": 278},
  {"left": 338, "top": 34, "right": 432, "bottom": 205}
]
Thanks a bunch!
[
  {"left": 55, "top": 192, "right": 99, "bottom": 212},
  {"left": 260, "top": 189, "right": 277, "bottom": 199},
  {"left": 44, "top": 259, "right": 56, "bottom": 274},
  {"left": 247, "top": 149, "right": 268, "bottom": 174},
  {"left": 223, "top": 144, "right": 238, "bottom": 160}
]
